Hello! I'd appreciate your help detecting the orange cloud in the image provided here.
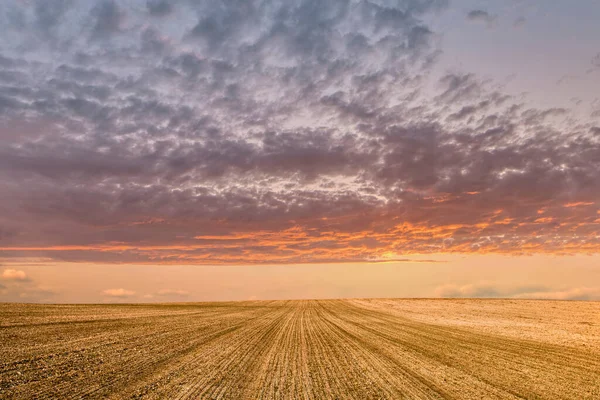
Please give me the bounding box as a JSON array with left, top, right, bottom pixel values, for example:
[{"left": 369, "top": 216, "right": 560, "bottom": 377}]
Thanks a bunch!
[
  {"left": 564, "top": 202, "right": 595, "bottom": 208},
  {"left": 1, "top": 269, "right": 30, "bottom": 281},
  {"left": 2, "top": 214, "right": 600, "bottom": 265},
  {"left": 102, "top": 288, "right": 135, "bottom": 297}
]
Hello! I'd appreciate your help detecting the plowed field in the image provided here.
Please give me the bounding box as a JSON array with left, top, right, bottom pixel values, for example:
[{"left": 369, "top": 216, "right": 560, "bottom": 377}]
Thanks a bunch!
[{"left": 1, "top": 299, "right": 599, "bottom": 399}]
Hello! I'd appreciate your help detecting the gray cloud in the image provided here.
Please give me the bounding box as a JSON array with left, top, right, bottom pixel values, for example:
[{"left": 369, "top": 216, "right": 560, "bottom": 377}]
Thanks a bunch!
[
  {"left": 33, "top": 0, "right": 73, "bottom": 35},
  {"left": 0, "top": 0, "right": 598, "bottom": 264},
  {"left": 591, "top": 53, "right": 600, "bottom": 71},
  {"left": 466, "top": 10, "right": 497, "bottom": 27},
  {"left": 147, "top": 0, "right": 173, "bottom": 17},
  {"left": 513, "top": 17, "right": 526, "bottom": 28},
  {"left": 91, "top": 0, "right": 123, "bottom": 40}
]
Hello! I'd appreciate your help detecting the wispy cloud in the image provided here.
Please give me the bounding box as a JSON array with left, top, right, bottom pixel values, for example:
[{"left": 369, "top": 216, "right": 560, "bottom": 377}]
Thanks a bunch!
[
  {"left": 102, "top": 288, "right": 135, "bottom": 298},
  {"left": 142, "top": 289, "right": 190, "bottom": 301},
  {"left": 156, "top": 289, "right": 189, "bottom": 297},
  {"left": 512, "top": 288, "right": 600, "bottom": 301},
  {"left": 466, "top": 10, "right": 497, "bottom": 27},
  {"left": 513, "top": 17, "right": 526, "bottom": 28},
  {"left": 435, "top": 282, "right": 600, "bottom": 300}
]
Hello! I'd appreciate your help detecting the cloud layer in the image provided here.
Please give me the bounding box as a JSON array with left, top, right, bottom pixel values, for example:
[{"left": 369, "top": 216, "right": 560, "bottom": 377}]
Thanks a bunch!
[{"left": 0, "top": 0, "right": 599, "bottom": 265}]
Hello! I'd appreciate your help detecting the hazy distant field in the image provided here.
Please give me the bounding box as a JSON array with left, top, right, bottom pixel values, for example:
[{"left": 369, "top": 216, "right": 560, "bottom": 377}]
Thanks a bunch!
[{"left": 1, "top": 300, "right": 599, "bottom": 399}]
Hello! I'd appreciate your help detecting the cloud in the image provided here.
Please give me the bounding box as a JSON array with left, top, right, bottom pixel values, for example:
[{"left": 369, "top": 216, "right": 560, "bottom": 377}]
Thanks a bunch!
[
  {"left": 435, "top": 283, "right": 502, "bottom": 298},
  {"left": 16, "top": 286, "right": 56, "bottom": 301},
  {"left": 466, "top": 10, "right": 497, "bottom": 27},
  {"left": 1, "top": 268, "right": 30, "bottom": 281},
  {"left": 147, "top": 0, "right": 173, "bottom": 17},
  {"left": 513, "top": 17, "right": 526, "bottom": 28},
  {"left": 90, "top": 0, "right": 123, "bottom": 40},
  {"left": 435, "top": 283, "right": 600, "bottom": 300},
  {"left": 0, "top": 0, "right": 598, "bottom": 265},
  {"left": 102, "top": 288, "right": 135, "bottom": 297},
  {"left": 591, "top": 53, "right": 600, "bottom": 70},
  {"left": 513, "top": 288, "right": 600, "bottom": 301},
  {"left": 142, "top": 289, "right": 189, "bottom": 301},
  {"left": 33, "top": 0, "right": 73, "bottom": 36},
  {"left": 0, "top": 268, "right": 55, "bottom": 302},
  {"left": 156, "top": 289, "right": 189, "bottom": 297}
]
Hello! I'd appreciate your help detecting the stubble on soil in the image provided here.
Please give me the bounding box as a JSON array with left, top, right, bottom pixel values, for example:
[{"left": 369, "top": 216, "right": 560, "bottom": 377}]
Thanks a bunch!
[{"left": 1, "top": 299, "right": 599, "bottom": 399}]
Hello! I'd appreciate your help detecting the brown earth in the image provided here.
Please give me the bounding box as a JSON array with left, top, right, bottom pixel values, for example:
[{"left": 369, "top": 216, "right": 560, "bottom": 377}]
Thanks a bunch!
[{"left": 1, "top": 299, "right": 599, "bottom": 399}]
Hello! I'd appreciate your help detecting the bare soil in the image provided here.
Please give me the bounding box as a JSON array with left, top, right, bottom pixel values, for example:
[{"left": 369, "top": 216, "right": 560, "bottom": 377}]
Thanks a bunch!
[{"left": 1, "top": 299, "right": 599, "bottom": 399}]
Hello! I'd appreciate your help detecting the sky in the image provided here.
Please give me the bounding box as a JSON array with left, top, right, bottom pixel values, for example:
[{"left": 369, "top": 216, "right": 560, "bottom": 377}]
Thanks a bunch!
[{"left": 0, "top": 0, "right": 599, "bottom": 303}]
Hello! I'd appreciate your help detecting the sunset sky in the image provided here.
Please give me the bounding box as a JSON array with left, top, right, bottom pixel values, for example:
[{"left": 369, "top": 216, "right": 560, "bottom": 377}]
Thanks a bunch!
[{"left": 1, "top": 0, "right": 599, "bottom": 303}]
